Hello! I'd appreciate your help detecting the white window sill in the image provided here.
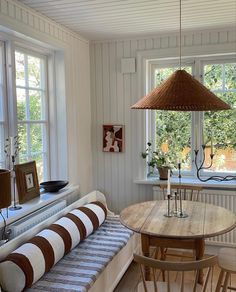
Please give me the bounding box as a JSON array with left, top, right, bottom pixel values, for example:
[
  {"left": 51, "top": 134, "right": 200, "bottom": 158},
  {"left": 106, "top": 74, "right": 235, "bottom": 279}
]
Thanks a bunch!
[
  {"left": 0, "top": 185, "right": 79, "bottom": 229},
  {"left": 134, "top": 177, "right": 236, "bottom": 190}
]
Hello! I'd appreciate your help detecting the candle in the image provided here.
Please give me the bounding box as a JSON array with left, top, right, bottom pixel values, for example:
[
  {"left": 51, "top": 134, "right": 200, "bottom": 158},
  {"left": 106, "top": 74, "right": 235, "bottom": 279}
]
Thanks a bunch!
[
  {"left": 10, "top": 137, "right": 14, "bottom": 157},
  {"left": 167, "top": 169, "right": 171, "bottom": 195}
]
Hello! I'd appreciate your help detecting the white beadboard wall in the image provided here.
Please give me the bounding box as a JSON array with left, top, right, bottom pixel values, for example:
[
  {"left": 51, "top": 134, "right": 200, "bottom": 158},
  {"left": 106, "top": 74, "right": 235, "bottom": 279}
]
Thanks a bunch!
[
  {"left": 90, "top": 28, "right": 236, "bottom": 213},
  {"left": 0, "top": 0, "right": 92, "bottom": 194}
]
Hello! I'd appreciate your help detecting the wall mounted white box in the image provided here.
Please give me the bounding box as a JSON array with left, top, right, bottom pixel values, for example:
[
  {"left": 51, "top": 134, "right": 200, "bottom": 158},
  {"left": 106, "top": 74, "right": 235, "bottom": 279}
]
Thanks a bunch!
[{"left": 121, "top": 58, "right": 136, "bottom": 73}]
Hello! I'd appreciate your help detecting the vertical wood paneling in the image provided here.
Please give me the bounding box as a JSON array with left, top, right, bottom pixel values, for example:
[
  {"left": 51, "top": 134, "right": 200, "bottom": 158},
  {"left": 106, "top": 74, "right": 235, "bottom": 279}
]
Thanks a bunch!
[
  {"left": 90, "top": 28, "right": 236, "bottom": 213},
  {"left": 116, "top": 41, "right": 124, "bottom": 212}
]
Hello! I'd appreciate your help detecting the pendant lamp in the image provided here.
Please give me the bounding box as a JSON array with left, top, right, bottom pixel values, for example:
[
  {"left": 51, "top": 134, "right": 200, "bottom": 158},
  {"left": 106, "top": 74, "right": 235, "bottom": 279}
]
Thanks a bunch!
[{"left": 131, "top": 0, "right": 231, "bottom": 111}]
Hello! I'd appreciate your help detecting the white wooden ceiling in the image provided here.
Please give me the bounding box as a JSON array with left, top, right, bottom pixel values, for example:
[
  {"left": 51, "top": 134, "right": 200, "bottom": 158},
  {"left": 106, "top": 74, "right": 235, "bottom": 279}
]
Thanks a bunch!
[{"left": 19, "top": 0, "right": 236, "bottom": 41}]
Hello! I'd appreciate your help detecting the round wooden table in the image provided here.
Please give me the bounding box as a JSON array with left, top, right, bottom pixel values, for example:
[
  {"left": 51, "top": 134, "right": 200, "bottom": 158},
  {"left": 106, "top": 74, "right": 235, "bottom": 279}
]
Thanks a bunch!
[{"left": 120, "top": 200, "right": 236, "bottom": 282}]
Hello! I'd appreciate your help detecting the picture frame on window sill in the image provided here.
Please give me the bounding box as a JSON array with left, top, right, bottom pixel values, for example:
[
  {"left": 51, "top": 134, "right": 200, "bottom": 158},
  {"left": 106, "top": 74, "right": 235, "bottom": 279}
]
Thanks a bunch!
[{"left": 15, "top": 161, "right": 40, "bottom": 204}]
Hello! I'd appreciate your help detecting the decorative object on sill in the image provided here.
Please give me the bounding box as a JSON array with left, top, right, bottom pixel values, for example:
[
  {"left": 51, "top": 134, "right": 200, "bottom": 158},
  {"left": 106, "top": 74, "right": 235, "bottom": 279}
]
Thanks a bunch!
[
  {"left": 131, "top": 0, "right": 231, "bottom": 111},
  {"left": 4, "top": 136, "right": 22, "bottom": 211},
  {"left": 103, "top": 124, "right": 124, "bottom": 152},
  {"left": 40, "top": 180, "right": 69, "bottom": 193},
  {"left": 15, "top": 161, "right": 40, "bottom": 204},
  {"left": 0, "top": 169, "right": 11, "bottom": 246},
  {"left": 194, "top": 145, "right": 236, "bottom": 182},
  {"left": 142, "top": 142, "right": 171, "bottom": 180}
]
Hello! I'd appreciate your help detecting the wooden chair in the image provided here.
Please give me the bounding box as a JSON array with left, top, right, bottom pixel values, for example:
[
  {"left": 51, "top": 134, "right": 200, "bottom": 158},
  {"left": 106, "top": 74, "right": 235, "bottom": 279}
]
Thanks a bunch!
[
  {"left": 159, "top": 184, "right": 203, "bottom": 202},
  {"left": 216, "top": 248, "right": 236, "bottom": 292},
  {"left": 134, "top": 252, "right": 218, "bottom": 292}
]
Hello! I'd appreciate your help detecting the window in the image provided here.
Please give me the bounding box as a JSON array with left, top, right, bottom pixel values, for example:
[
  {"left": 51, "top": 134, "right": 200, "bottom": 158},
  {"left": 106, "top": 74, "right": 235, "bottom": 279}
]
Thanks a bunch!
[
  {"left": 0, "top": 40, "right": 50, "bottom": 183},
  {"left": 15, "top": 49, "right": 49, "bottom": 182},
  {"left": 148, "top": 57, "right": 236, "bottom": 176},
  {"left": 203, "top": 61, "right": 236, "bottom": 172}
]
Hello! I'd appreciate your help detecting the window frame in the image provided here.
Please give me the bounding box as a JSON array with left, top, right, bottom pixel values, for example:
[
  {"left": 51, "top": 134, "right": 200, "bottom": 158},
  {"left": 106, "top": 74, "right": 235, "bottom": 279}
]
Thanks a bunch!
[
  {"left": 14, "top": 46, "right": 50, "bottom": 180},
  {"left": 0, "top": 40, "right": 9, "bottom": 167},
  {"left": 147, "top": 54, "right": 236, "bottom": 179}
]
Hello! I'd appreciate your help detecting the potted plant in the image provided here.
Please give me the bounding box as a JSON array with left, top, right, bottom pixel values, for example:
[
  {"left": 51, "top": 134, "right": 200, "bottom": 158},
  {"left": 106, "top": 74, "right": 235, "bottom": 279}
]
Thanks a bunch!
[{"left": 142, "top": 142, "right": 171, "bottom": 180}]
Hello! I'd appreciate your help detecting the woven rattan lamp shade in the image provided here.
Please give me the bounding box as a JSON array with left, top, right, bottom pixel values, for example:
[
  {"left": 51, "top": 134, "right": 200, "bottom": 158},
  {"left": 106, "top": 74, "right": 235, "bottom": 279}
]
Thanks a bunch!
[{"left": 131, "top": 70, "right": 231, "bottom": 111}]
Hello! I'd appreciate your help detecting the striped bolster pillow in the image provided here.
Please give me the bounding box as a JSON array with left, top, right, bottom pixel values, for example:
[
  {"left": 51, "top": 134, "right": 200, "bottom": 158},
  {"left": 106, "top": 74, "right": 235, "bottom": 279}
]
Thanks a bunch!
[{"left": 0, "top": 201, "right": 107, "bottom": 292}]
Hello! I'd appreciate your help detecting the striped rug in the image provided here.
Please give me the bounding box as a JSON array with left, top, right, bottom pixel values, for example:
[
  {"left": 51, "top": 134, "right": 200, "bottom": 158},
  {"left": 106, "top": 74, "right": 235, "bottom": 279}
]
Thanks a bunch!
[{"left": 27, "top": 216, "right": 133, "bottom": 292}]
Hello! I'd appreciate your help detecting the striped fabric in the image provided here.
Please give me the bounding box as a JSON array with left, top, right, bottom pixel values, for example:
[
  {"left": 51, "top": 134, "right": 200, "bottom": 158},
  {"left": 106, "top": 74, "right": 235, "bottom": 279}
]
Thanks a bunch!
[
  {"left": 27, "top": 216, "right": 133, "bottom": 292},
  {"left": 0, "top": 201, "right": 107, "bottom": 292}
]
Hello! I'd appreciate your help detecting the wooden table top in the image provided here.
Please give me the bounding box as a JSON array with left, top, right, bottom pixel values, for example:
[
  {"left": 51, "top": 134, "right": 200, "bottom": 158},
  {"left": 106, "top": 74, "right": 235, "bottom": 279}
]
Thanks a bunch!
[{"left": 120, "top": 200, "right": 236, "bottom": 239}]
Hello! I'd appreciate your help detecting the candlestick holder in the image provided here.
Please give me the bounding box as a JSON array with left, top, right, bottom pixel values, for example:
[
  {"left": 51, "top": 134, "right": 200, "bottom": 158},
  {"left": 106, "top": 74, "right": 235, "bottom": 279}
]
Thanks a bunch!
[
  {"left": 194, "top": 145, "right": 236, "bottom": 182},
  {"left": 176, "top": 174, "right": 188, "bottom": 218},
  {"left": 9, "top": 156, "right": 22, "bottom": 211},
  {"left": 164, "top": 194, "right": 174, "bottom": 217},
  {"left": 5, "top": 136, "right": 22, "bottom": 211}
]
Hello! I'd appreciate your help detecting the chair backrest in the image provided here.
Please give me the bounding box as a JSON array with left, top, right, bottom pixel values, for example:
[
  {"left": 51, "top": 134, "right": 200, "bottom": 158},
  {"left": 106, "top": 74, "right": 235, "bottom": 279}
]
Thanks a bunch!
[
  {"left": 134, "top": 253, "right": 218, "bottom": 292},
  {"left": 134, "top": 254, "right": 218, "bottom": 292},
  {"left": 159, "top": 184, "right": 203, "bottom": 201}
]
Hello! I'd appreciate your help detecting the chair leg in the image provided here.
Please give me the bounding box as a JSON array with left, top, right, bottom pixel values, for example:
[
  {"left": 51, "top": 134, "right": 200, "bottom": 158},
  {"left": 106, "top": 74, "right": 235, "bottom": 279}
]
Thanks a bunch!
[
  {"left": 222, "top": 272, "right": 230, "bottom": 292},
  {"left": 160, "top": 247, "right": 166, "bottom": 281},
  {"left": 216, "top": 270, "right": 225, "bottom": 292}
]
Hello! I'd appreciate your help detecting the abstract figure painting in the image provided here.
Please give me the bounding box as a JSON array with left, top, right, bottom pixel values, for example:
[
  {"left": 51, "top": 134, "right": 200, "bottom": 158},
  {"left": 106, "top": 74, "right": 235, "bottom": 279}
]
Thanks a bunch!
[{"left": 103, "top": 125, "right": 124, "bottom": 152}]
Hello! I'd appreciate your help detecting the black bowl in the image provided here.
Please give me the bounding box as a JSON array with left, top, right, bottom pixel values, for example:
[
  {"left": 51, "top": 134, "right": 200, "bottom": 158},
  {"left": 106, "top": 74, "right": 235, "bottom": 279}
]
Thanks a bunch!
[{"left": 40, "top": 180, "right": 69, "bottom": 193}]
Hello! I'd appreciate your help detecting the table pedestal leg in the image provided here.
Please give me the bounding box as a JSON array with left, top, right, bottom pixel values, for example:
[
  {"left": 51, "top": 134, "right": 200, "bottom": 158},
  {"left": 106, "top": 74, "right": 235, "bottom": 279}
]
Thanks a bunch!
[
  {"left": 141, "top": 234, "right": 150, "bottom": 280},
  {"left": 195, "top": 238, "right": 205, "bottom": 284}
]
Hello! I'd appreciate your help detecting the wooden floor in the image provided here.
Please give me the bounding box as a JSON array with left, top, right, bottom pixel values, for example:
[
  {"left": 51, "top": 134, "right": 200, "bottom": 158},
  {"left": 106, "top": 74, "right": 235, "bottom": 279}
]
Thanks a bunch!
[{"left": 115, "top": 256, "right": 236, "bottom": 292}]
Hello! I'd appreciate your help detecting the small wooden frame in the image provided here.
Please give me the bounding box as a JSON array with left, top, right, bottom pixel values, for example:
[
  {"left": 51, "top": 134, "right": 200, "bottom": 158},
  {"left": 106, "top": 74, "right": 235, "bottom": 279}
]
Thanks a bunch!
[{"left": 15, "top": 161, "right": 40, "bottom": 204}]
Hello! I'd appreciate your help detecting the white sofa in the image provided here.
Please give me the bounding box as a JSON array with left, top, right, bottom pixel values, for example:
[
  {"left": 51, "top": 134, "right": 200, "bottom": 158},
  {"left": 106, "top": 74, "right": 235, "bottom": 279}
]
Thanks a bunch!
[{"left": 0, "top": 191, "right": 139, "bottom": 292}]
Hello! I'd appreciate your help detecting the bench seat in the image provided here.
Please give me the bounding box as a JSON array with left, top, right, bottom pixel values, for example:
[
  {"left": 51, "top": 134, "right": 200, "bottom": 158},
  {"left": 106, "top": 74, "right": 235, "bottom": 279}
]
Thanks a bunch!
[{"left": 27, "top": 216, "right": 133, "bottom": 292}]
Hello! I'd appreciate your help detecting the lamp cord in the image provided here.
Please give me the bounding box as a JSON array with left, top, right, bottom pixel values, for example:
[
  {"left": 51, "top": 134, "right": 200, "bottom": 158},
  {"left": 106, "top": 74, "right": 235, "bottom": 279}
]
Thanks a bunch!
[{"left": 179, "top": 0, "right": 182, "bottom": 70}]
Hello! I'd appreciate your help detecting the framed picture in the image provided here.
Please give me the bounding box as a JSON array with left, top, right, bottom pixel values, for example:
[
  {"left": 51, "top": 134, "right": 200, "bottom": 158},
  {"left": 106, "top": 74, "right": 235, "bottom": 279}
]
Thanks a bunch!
[
  {"left": 103, "top": 125, "right": 124, "bottom": 152},
  {"left": 15, "top": 161, "right": 40, "bottom": 204}
]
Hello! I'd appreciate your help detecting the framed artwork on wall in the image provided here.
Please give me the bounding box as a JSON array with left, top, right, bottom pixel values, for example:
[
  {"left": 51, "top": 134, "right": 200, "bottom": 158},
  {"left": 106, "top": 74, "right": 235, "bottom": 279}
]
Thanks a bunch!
[
  {"left": 103, "top": 125, "right": 124, "bottom": 152},
  {"left": 15, "top": 161, "right": 40, "bottom": 204}
]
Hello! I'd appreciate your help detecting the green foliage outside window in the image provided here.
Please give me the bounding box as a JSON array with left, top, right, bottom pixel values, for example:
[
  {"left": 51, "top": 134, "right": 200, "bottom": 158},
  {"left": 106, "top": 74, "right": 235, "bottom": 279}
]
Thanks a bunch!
[{"left": 155, "top": 66, "right": 192, "bottom": 170}]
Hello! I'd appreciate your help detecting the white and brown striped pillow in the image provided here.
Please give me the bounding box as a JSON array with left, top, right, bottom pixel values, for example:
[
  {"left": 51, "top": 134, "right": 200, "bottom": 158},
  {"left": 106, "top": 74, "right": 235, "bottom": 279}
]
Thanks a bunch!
[{"left": 0, "top": 201, "right": 107, "bottom": 292}]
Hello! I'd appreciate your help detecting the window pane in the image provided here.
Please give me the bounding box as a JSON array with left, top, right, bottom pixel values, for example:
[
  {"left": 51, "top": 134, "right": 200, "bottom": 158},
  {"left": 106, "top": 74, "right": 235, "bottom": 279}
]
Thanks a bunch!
[
  {"left": 16, "top": 88, "right": 27, "bottom": 121},
  {"left": 30, "top": 124, "right": 43, "bottom": 154},
  {"left": 204, "top": 64, "right": 223, "bottom": 90},
  {"left": 204, "top": 63, "right": 236, "bottom": 172},
  {"left": 155, "top": 66, "right": 192, "bottom": 170},
  {"left": 225, "top": 63, "right": 236, "bottom": 90},
  {"left": 28, "top": 55, "right": 41, "bottom": 88},
  {"left": 18, "top": 123, "right": 28, "bottom": 157},
  {"left": 29, "top": 90, "right": 43, "bottom": 120},
  {"left": 32, "top": 153, "right": 44, "bottom": 182},
  {"left": 15, "top": 51, "right": 25, "bottom": 87}
]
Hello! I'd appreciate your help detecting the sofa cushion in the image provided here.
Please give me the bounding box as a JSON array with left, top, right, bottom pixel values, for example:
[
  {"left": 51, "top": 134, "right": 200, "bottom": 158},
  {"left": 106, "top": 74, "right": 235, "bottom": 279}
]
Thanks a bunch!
[
  {"left": 0, "top": 201, "right": 107, "bottom": 292},
  {"left": 27, "top": 216, "right": 133, "bottom": 292}
]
